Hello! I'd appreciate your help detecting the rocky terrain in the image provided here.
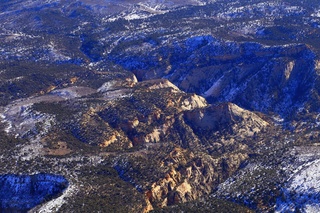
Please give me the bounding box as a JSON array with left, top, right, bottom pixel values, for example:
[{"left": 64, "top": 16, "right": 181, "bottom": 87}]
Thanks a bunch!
[{"left": 1, "top": 0, "right": 320, "bottom": 212}]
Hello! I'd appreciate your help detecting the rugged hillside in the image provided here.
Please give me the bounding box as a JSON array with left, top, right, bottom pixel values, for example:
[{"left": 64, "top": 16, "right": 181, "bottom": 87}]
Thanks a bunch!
[
  {"left": 0, "top": 76, "right": 267, "bottom": 212},
  {"left": 1, "top": 68, "right": 317, "bottom": 212},
  {"left": 109, "top": 35, "right": 319, "bottom": 118},
  {"left": 1, "top": 0, "right": 320, "bottom": 212}
]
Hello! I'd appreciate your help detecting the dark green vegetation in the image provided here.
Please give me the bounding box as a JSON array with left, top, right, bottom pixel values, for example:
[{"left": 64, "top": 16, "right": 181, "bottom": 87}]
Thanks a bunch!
[
  {"left": 59, "top": 165, "right": 147, "bottom": 213},
  {"left": 151, "top": 198, "right": 254, "bottom": 213}
]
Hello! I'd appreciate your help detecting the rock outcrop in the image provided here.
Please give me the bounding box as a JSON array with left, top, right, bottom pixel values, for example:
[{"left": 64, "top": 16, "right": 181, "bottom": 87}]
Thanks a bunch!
[
  {"left": 123, "top": 146, "right": 250, "bottom": 210},
  {"left": 184, "top": 102, "right": 269, "bottom": 137}
]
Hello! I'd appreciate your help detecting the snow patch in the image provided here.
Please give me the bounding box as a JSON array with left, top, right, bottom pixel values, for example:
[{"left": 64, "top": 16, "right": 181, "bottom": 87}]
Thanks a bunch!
[
  {"left": 203, "top": 75, "right": 224, "bottom": 97},
  {"left": 34, "top": 183, "right": 77, "bottom": 213},
  {"left": 276, "top": 158, "right": 320, "bottom": 212}
]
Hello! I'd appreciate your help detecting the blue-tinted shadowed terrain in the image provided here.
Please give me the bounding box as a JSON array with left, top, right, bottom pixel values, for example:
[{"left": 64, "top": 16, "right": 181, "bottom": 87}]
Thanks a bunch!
[{"left": 0, "top": 174, "right": 68, "bottom": 212}]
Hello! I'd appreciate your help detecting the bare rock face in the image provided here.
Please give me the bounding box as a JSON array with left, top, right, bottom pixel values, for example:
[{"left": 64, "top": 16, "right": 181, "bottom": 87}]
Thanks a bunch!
[
  {"left": 138, "top": 79, "right": 180, "bottom": 92},
  {"left": 184, "top": 102, "right": 269, "bottom": 137},
  {"left": 97, "top": 74, "right": 137, "bottom": 93},
  {"left": 180, "top": 94, "right": 207, "bottom": 111},
  {"left": 96, "top": 79, "right": 208, "bottom": 147},
  {"left": 142, "top": 147, "right": 249, "bottom": 210}
]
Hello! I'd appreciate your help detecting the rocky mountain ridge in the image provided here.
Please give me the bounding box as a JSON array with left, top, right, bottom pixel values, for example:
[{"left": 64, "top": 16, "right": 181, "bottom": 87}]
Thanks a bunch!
[
  {"left": 110, "top": 36, "right": 319, "bottom": 118},
  {"left": 0, "top": 72, "right": 273, "bottom": 212},
  {"left": 1, "top": 0, "right": 320, "bottom": 212}
]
